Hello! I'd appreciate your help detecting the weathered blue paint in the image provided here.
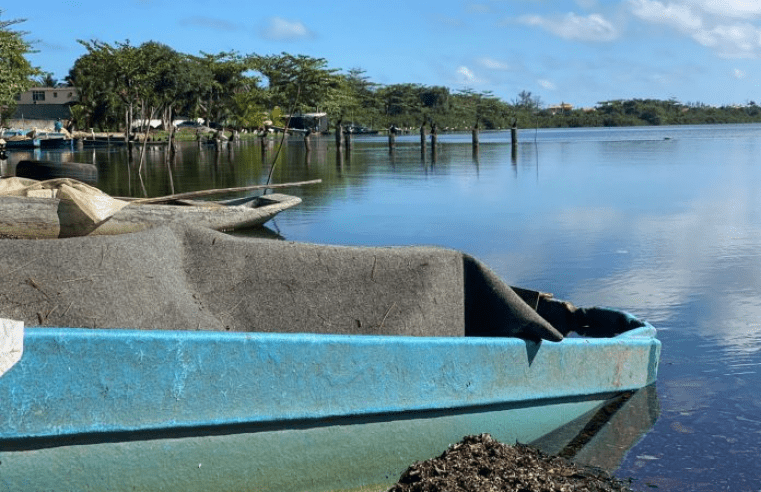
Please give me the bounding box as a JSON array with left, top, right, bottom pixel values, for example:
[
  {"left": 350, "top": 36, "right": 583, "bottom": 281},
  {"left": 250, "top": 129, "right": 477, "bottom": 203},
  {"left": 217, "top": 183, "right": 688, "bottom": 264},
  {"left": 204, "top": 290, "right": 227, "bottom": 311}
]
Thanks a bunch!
[
  {"left": 0, "top": 397, "right": 619, "bottom": 492},
  {"left": 1, "top": 323, "right": 659, "bottom": 441},
  {"left": 0, "top": 317, "right": 660, "bottom": 491}
]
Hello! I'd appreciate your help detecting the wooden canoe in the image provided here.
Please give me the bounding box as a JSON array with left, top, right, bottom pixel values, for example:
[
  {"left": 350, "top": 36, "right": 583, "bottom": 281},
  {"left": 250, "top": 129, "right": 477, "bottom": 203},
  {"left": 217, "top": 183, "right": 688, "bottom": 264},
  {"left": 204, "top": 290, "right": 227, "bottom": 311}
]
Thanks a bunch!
[{"left": 0, "top": 192, "right": 300, "bottom": 238}]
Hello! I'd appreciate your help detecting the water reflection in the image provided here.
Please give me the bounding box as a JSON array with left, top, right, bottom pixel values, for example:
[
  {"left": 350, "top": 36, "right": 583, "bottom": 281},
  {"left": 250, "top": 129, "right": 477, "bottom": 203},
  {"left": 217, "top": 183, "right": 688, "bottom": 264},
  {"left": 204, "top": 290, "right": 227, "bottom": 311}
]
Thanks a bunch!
[
  {"left": 532, "top": 384, "right": 660, "bottom": 471},
  {"left": 7, "top": 125, "right": 761, "bottom": 490}
]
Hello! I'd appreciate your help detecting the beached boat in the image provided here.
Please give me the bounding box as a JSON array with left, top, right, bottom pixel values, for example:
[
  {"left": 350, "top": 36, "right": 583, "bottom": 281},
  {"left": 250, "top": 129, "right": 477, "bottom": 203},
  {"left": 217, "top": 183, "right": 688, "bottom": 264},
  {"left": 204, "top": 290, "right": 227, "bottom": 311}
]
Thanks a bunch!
[
  {"left": 0, "top": 191, "right": 301, "bottom": 238},
  {"left": 0, "top": 226, "right": 661, "bottom": 492}
]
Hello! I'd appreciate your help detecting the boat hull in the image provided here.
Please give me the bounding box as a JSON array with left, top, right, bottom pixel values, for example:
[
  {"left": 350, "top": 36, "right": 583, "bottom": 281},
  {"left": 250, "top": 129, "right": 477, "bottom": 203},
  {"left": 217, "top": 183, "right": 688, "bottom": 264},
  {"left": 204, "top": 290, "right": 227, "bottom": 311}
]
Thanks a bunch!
[
  {"left": 0, "top": 325, "right": 660, "bottom": 491},
  {"left": 3, "top": 137, "right": 40, "bottom": 149},
  {"left": 0, "top": 193, "right": 301, "bottom": 238}
]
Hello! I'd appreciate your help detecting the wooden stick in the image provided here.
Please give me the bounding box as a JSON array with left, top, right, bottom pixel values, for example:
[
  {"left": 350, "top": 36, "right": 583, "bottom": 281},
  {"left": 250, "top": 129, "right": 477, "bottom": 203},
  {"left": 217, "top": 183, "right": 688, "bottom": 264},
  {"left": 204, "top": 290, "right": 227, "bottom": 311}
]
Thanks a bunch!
[{"left": 127, "top": 179, "right": 322, "bottom": 204}]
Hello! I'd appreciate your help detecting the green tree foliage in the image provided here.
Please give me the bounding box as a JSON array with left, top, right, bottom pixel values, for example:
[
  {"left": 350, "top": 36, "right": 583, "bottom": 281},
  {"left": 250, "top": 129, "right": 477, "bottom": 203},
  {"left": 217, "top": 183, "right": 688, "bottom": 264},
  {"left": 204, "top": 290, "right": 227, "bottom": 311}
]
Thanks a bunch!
[
  {"left": 251, "top": 53, "right": 342, "bottom": 116},
  {"left": 61, "top": 38, "right": 761, "bottom": 133},
  {"left": 188, "top": 51, "right": 256, "bottom": 127},
  {"left": 0, "top": 11, "right": 41, "bottom": 123},
  {"left": 34, "top": 72, "right": 60, "bottom": 87}
]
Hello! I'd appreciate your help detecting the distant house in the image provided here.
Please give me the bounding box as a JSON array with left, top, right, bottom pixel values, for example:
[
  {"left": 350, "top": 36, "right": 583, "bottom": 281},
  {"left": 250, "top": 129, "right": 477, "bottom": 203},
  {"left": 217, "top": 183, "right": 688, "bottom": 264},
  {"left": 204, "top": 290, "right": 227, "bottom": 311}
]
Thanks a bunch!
[
  {"left": 131, "top": 119, "right": 163, "bottom": 130},
  {"left": 548, "top": 103, "right": 573, "bottom": 115},
  {"left": 287, "top": 112, "right": 329, "bottom": 133},
  {"left": 12, "top": 87, "right": 79, "bottom": 121}
]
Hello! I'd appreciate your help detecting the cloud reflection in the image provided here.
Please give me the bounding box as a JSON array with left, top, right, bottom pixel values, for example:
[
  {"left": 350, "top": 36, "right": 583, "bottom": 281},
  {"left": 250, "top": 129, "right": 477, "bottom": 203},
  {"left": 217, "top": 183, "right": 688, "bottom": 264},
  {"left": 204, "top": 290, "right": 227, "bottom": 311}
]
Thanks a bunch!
[{"left": 485, "top": 164, "right": 761, "bottom": 355}]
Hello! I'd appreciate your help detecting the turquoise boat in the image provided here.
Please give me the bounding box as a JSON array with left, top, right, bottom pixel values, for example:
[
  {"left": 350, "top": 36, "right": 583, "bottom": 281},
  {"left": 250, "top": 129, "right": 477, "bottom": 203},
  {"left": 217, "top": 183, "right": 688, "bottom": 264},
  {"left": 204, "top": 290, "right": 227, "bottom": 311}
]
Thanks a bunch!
[{"left": 0, "top": 226, "right": 661, "bottom": 492}]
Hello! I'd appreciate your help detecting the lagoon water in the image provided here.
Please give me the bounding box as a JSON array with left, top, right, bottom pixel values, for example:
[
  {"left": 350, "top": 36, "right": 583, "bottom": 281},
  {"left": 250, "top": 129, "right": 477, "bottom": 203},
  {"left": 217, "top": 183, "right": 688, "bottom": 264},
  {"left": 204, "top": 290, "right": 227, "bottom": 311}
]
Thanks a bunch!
[{"left": 6, "top": 123, "right": 761, "bottom": 490}]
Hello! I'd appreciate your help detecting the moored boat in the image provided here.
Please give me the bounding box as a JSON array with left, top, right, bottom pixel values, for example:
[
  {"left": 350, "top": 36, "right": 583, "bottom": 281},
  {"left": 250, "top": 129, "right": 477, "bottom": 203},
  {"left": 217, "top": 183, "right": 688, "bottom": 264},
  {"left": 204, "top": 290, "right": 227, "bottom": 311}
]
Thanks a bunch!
[
  {"left": 37, "top": 131, "right": 73, "bottom": 149},
  {"left": 2, "top": 135, "right": 40, "bottom": 149},
  {"left": 0, "top": 177, "right": 302, "bottom": 238},
  {"left": 1, "top": 129, "right": 40, "bottom": 149},
  {"left": 0, "top": 192, "right": 301, "bottom": 238},
  {"left": 0, "top": 226, "right": 661, "bottom": 491}
]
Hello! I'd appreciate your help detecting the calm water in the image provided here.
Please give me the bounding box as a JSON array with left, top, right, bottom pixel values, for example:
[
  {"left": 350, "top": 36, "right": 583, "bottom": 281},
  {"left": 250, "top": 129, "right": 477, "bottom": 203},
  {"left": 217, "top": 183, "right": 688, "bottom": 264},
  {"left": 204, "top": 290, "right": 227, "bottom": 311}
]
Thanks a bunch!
[{"left": 6, "top": 124, "right": 761, "bottom": 490}]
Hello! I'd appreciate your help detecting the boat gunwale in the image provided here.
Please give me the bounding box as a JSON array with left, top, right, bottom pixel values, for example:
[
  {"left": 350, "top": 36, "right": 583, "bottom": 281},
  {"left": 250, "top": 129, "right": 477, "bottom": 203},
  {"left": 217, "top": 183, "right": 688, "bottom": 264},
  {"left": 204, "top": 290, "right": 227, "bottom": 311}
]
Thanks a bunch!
[{"left": 1, "top": 319, "right": 661, "bottom": 443}]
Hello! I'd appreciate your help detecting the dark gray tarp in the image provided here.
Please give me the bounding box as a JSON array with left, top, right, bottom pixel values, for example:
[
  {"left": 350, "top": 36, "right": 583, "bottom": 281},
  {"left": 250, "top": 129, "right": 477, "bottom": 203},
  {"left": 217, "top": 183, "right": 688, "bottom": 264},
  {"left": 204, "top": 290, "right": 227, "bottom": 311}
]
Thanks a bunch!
[{"left": 0, "top": 225, "right": 563, "bottom": 341}]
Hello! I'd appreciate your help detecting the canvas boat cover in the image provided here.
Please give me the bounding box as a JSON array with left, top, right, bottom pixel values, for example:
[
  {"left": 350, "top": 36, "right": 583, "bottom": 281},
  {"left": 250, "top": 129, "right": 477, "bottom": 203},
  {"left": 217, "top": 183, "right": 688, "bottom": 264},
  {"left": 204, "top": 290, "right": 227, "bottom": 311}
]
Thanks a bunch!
[
  {"left": 0, "top": 225, "right": 565, "bottom": 341},
  {"left": 0, "top": 177, "right": 129, "bottom": 222}
]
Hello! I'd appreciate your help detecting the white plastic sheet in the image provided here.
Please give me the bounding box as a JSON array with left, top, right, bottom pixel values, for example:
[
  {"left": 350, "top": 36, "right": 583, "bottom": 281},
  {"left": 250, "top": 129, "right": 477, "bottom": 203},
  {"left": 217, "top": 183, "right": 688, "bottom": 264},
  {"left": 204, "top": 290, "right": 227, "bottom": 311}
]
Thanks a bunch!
[
  {"left": 0, "top": 318, "right": 23, "bottom": 377},
  {"left": 0, "top": 177, "right": 129, "bottom": 222}
]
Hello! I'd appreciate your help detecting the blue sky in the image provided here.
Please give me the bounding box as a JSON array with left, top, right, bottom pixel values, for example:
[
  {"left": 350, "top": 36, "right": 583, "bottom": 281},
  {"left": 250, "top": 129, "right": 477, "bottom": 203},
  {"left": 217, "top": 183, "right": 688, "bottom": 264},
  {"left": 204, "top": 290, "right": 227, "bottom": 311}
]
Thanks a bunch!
[{"left": 6, "top": 0, "right": 761, "bottom": 108}]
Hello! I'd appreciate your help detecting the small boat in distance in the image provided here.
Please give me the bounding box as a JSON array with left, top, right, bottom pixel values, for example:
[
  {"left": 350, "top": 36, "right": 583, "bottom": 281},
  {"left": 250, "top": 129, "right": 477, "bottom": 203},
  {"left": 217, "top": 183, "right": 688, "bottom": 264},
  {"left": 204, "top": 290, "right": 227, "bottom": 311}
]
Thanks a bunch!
[
  {"left": 345, "top": 123, "right": 379, "bottom": 135},
  {"left": 1, "top": 129, "right": 40, "bottom": 149},
  {"left": 37, "top": 131, "right": 73, "bottom": 149}
]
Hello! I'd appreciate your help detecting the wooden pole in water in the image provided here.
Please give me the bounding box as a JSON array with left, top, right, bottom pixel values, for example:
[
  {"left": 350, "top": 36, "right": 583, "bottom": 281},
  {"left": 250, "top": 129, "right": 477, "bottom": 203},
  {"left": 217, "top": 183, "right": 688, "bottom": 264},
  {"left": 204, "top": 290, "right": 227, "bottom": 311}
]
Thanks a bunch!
[
  {"left": 472, "top": 122, "right": 479, "bottom": 150},
  {"left": 511, "top": 122, "right": 518, "bottom": 147},
  {"left": 344, "top": 129, "right": 352, "bottom": 151},
  {"left": 420, "top": 122, "right": 426, "bottom": 154},
  {"left": 335, "top": 119, "right": 344, "bottom": 149},
  {"left": 304, "top": 130, "right": 311, "bottom": 153},
  {"left": 389, "top": 125, "right": 397, "bottom": 151}
]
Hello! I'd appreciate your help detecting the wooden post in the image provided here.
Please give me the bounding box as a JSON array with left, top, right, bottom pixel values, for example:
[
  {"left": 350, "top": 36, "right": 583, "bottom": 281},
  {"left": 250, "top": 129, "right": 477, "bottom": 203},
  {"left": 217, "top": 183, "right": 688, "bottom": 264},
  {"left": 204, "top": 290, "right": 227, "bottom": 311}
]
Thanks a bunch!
[
  {"left": 334, "top": 120, "right": 342, "bottom": 147},
  {"left": 430, "top": 122, "right": 438, "bottom": 162},
  {"left": 304, "top": 130, "right": 311, "bottom": 152},
  {"left": 420, "top": 122, "right": 426, "bottom": 154},
  {"left": 472, "top": 124, "right": 479, "bottom": 150},
  {"left": 344, "top": 129, "right": 352, "bottom": 151},
  {"left": 511, "top": 122, "right": 518, "bottom": 147},
  {"left": 389, "top": 125, "right": 397, "bottom": 151}
]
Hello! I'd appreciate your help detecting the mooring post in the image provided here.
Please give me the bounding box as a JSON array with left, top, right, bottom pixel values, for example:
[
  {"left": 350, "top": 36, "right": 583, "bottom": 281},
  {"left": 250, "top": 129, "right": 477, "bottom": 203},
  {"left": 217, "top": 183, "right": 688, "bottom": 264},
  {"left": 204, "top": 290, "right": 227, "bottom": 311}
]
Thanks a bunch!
[
  {"left": 472, "top": 123, "right": 479, "bottom": 150},
  {"left": 420, "top": 122, "right": 426, "bottom": 154},
  {"left": 430, "top": 122, "right": 438, "bottom": 162},
  {"left": 344, "top": 130, "right": 353, "bottom": 151},
  {"left": 335, "top": 119, "right": 344, "bottom": 149},
  {"left": 511, "top": 122, "right": 518, "bottom": 148},
  {"left": 389, "top": 125, "right": 397, "bottom": 151},
  {"left": 304, "top": 130, "right": 312, "bottom": 152}
]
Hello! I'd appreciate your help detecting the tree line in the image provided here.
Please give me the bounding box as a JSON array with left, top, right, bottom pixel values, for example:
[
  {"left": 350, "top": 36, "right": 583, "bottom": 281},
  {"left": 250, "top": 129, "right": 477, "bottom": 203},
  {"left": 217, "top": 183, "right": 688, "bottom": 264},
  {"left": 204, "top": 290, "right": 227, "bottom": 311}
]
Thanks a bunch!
[{"left": 4, "top": 13, "right": 761, "bottom": 133}]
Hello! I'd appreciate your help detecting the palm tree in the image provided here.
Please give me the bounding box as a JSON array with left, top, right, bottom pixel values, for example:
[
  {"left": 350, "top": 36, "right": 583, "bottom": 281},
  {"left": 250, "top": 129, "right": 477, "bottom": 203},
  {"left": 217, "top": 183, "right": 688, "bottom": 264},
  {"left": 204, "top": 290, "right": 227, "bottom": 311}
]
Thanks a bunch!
[{"left": 34, "top": 73, "right": 61, "bottom": 87}]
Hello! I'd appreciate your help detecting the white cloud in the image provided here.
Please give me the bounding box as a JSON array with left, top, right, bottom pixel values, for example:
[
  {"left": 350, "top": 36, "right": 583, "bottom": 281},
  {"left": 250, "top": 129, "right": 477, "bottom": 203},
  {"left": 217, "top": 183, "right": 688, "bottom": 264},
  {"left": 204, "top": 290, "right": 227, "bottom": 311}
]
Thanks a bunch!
[
  {"left": 260, "top": 17, "right": 313, "bottom": 41},
  {"left": 733, "top": 68, "right": 746, "bottom": 79},
  {"left": 629, "top": 0, "right": 761, "bottom": 58},
  {"left": 478, "top": 57, "right": 510, "bottom": 70},
  {"left": 629, "top": 0, "right": 703, "bottom": 32},
  {"left": 457, "top": 66, "right": 478, "bottom": 83},
  {"left": 692, "top": 0, "right": 761, "bottom": 19},
  {"left": 518, "top": 12, "right": 619, "bottom": 42},
  {"left": 693, "top": 22, "right": 761, "bottom": 58},
  {"left": 538, "top": 79, "right": 557, "bottom": 90}
]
